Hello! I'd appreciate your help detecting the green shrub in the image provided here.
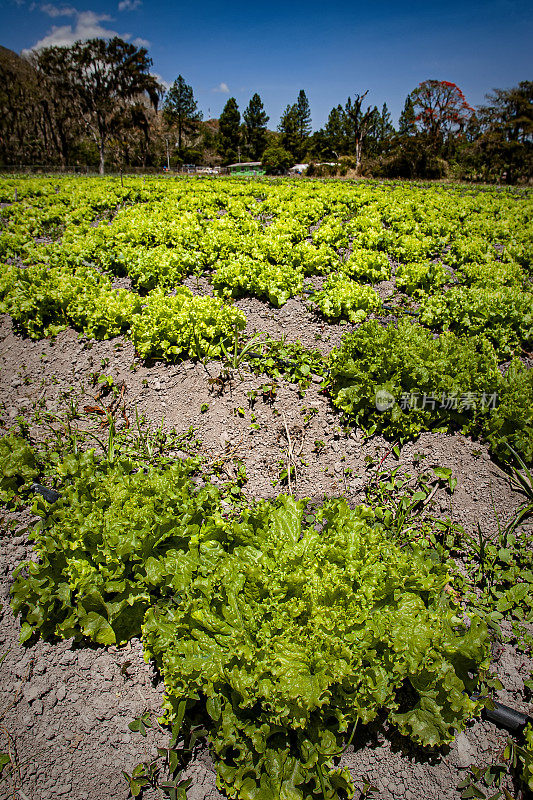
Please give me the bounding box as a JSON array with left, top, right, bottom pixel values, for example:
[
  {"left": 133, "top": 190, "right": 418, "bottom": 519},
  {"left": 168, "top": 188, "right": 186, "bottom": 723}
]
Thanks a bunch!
[{"left": 261, "top": 146, "right": 293, "bottom": 175}]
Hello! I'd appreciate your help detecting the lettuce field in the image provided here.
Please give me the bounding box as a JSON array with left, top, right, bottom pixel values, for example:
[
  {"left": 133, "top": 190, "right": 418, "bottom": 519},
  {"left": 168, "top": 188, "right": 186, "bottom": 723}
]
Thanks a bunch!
[{"left": 0, "top": 175, "right": 532, "bottom": 800}]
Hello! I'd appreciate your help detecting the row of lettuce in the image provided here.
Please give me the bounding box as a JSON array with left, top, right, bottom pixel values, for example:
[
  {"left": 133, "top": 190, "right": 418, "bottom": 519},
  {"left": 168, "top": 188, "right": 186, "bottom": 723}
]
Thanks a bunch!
[
  {"left": 0, "top": 435, "right": 492, "bottom": 799},
  {"left": 3, "top": 426, "right": 532, "bottom": 798},
  {"left": 1, "top": 177, "right": 531, "bottom": 353},
  {"left": 1, "top": 253, "right": 530, "bottom": 359},
  {"left": 0, "top": 176, "right": 531, "bottom": 465}
]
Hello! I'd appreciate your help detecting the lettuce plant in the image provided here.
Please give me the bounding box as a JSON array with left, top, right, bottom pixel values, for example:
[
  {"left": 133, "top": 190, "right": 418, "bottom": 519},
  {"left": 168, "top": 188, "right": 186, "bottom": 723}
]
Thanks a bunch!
[
  {"left": 327, "top": 319, "right": 533, "bottom": 464},
  {"left": 11, "top": 444, "right": 490, "bottom": 800},
  {"left": 314, "top": 275, "right": 382, "bottom": 323}
]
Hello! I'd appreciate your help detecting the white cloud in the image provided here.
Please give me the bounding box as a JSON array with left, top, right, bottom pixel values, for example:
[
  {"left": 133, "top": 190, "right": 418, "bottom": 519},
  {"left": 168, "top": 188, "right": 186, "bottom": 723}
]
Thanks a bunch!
[
  {"left": 40, "top": 3, "right": 77, "bottom": 16},
  {"left": 25, "top": 11, "right": 117, "bottom": 51},
  {"left": 152, "top": 72, "right": 171, "bottom": 92},
  {"left": 118, "top": 0, "right": 141, "bottom": 10},
  {"left": 212, "top": 82, "right": 229, "bottom": 93},
  {"left": 132, "top": 35, "right": 150, "bottom": 47},
  {"left": 24, "top": 8, "right": 152, "bottom": 52}
]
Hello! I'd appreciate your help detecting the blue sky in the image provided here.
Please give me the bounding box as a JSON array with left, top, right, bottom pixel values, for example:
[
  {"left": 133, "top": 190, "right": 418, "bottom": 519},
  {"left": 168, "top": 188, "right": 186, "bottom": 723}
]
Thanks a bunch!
[{"left": 1, "top": 0, "right": 532, "bottom": 128}]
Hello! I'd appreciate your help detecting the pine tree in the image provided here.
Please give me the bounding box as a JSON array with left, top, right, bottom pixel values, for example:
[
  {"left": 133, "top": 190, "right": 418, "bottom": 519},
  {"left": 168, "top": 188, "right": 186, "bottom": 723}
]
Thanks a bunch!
[
  {"left": 363, "top": 106, "right": 382, "bottom": 158},
  {"left": 243, "top": 93, "right": 269, "bottom": 160},
  {"left": 398, "top": 94, "right": 417, "bottom": 137},
  {"left": 365, "top": 103, "right": 395, "bottom": 157},
  {"left": 379, "top": 103, "right": 395, "bottom": 139},
  {"left": 323, "top": 104, "right": 346, "bottom": 156},
  {"left": 278, "top": 103, "right": 300, "bottom": 159},
  {"left": 218, "top": 97, "right": 241, "bottom": 165},
  {"left": 295, "top": 89, "right": 312, "bottom": 139},
  {"left": 163, "top": 75, "right": 202, "bottom": 155},
  {"left": 279, "top": 90, "right": 312, "bottom": 161}
]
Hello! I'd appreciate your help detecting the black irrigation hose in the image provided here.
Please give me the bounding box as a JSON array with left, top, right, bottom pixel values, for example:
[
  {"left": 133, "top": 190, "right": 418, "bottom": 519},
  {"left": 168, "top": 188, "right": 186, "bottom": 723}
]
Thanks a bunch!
[
  {"left": 382, "top": 303, "right": 420, "bottom": 317},
  {"left": 31, "top": 482, "right": 61, "bottom": 504},
  {"left": 470, "top": 694, "right": 533, "bottom": 734}
]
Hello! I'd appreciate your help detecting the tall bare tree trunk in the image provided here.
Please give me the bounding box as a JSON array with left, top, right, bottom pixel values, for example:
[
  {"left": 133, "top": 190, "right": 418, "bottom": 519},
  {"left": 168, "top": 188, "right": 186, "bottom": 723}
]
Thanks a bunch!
[
  {"left": 355, "top": 137, "right": 362, "bottom": 175},
  {"left": 99, "top": 143, "right": 105, "bottom": 175}
]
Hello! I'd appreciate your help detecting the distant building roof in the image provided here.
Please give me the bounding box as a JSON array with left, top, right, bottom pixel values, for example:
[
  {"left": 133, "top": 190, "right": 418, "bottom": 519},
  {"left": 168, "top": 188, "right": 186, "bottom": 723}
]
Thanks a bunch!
[{"left": 227, "top": 161, "right": 262, "bottom": 168}]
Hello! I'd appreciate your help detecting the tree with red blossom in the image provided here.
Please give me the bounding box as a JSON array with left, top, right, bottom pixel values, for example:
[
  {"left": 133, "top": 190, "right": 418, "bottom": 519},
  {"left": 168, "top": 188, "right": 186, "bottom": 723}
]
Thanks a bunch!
[{"left": 410, "top": 80, "right": 473, "bottom": 142}]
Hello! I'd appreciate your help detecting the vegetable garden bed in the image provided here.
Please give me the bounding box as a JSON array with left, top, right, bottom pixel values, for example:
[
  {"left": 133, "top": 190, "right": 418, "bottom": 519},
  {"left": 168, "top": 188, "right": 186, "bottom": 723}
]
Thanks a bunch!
[{"left": 0, "top": 175, "right": 532, "bottom": 800}]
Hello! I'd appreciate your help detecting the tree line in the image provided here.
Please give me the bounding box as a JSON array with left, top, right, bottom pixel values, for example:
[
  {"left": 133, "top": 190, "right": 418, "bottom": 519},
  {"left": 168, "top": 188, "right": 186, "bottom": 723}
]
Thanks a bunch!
[{"left": 0, "top": 37, "right": 531, "bottom": 182}]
